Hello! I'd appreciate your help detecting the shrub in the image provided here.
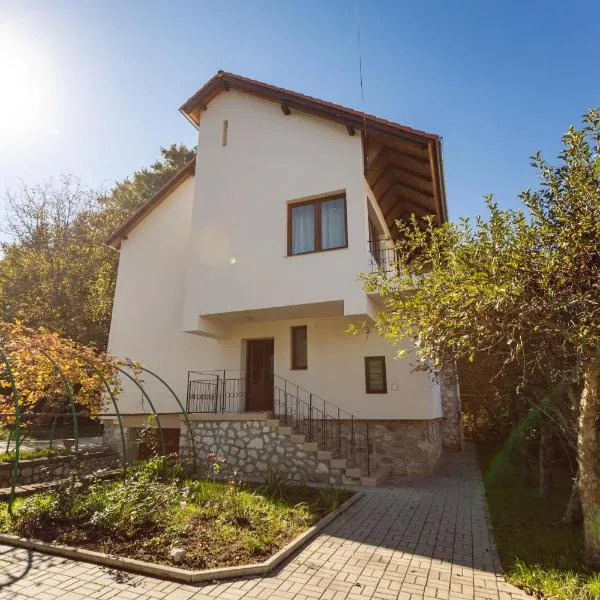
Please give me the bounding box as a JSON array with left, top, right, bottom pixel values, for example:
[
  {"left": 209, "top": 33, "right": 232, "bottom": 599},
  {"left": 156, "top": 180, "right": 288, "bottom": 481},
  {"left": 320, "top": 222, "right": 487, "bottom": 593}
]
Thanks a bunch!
[{"left": 9, "top": 455, "right": 184, "bottom": 539}]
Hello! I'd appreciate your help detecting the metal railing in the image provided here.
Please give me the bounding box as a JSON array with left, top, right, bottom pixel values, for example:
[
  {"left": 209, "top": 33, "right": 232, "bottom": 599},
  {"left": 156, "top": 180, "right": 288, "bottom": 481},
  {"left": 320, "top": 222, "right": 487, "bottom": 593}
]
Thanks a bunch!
[
  {"left": 186, "top": 369, "right": 370, "bottom": 475},
  {"left": 367, "top": 238, "right": 399, "bottom": 276},
  {"left": 187, "top": 370, "right": 246, "bottom": 413}
]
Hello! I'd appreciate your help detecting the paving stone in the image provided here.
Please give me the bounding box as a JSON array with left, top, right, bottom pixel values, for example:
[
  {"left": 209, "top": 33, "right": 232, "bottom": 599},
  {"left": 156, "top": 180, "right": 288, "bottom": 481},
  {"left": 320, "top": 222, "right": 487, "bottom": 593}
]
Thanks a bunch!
[{"left": 0, "top": 445, "right": 530, "bottom": 599}]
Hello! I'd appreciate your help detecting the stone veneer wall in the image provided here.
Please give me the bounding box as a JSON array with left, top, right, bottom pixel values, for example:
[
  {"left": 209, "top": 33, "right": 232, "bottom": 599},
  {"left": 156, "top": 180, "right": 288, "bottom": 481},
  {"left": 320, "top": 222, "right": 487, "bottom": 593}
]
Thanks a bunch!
[
  {"left": 440, "top": 366, "right": 464, "bottom": 451},
  {"left": 367, "top": 419, "right": 442, "bottom": 478},
  {"left": 179, "top": 418, "right": 336, "bottom": 484},
  {"left": 0, "top": 448, "right": 118, "bottom": 488}
]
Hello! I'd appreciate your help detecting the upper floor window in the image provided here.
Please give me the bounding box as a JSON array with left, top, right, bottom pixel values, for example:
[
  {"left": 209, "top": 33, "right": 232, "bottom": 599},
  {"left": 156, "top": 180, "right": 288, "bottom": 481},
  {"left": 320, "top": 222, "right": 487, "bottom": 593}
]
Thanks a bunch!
[{"left": 287, "top": 194, "right": 347, "bottom": 255}]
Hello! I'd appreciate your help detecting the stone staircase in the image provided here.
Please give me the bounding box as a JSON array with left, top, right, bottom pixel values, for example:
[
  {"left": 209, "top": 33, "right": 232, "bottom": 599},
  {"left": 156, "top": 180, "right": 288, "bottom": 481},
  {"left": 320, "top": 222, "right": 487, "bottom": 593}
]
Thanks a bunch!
[
  {"left": 185, "top": 370, "right": 376, "bottom": 487},
  {"left": 181, "top": 413, "right": 377, "bottom": 487},
  {"left": 265, "top": 417, "right": 377, "bottom": 487}
]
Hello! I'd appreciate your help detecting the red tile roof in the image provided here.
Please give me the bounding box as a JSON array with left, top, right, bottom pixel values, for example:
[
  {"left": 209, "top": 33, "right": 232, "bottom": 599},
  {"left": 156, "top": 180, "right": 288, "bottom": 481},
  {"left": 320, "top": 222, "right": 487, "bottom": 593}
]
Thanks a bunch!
[{"left": 180, "top": 71, "right": 439, "bottom": 144}]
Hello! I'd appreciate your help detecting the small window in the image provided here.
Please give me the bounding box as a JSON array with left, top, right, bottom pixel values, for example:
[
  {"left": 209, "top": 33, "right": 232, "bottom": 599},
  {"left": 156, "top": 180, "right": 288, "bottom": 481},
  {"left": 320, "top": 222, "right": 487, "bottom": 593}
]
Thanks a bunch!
[
  {"left": 291, "top": 326, "right": 308, "bottom": 370},
  {"left": 365, "top": 356, "right": 387, "bottom": 393},
  {"left": 288, "top": 194, "right": 347, "bottom": 255},
  {"left": 222, "top": 120, "right": 229, "bottom": 146}
]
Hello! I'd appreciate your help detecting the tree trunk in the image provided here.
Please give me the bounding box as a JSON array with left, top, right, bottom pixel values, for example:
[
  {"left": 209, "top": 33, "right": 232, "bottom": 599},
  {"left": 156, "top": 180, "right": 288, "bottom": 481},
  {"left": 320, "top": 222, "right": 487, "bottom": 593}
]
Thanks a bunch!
[
  {"left": 520, "top": 436, "right": 535, "bottom": 487},
  {"left": 577, "top": 359, "right": 600, "bottom": 568},
  {"left": 539, "top": 418, "right": 554, "bottom": 497},
  {"left": 563, "top": 472, "right": 583, "bottom": 525}
]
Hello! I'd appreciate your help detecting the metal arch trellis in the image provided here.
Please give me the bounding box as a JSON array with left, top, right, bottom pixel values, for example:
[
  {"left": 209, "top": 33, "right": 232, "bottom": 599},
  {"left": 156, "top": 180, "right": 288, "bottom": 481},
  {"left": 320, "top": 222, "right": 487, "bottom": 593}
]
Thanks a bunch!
[
  {"left": 0, "top": 332, "right": 193, "bottom": 510},
  {"left": 74, "top": 353, "right": 127, "bottom": 472},
  {"left": 0, "top": 345, "right": 21, "bottom": 514},
  {"left": 38, "top": 348, "right": 80, "bottom": 454},
  {"left": 115, "top": 366, "right": 166, "bottom": 455},
  {"left": 129, "top": 362, "right": 197, "bottom": 472}
]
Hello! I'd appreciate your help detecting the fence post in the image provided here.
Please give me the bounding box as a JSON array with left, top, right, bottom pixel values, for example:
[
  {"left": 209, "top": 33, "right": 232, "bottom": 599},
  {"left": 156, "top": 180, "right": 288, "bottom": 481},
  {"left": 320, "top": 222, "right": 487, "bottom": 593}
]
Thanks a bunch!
[
  {"left": 323, "top": 399, "right": 326, "bottom": 447},
  {"left": 366, "top": 423, "right": 370, "bottom": 475},
  {"left": 351, "top": 415, "right": 355, "bottom": 467},
  {"left": 186, "top": 371, "right": 191, "bottom": 412},
  {"left": 337, "top": 407, "right": 341, "bottom": 457},
  {"left": 309, "top": 394, "right": 313, "bottom": 441}
]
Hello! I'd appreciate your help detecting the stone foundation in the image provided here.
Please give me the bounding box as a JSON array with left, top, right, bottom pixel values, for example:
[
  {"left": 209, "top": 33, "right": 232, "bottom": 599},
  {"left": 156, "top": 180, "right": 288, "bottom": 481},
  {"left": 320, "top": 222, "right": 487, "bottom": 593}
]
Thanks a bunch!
[
  {"left": 0, "top": 448, "right": 118, "bottom": 488},
  {"left": 103, "top": 422, "right": 140, "bottom": 462},
  {"left": 105, "top": 414, "right": 446, "bottom": 485},
  {"left": 179, "top": 417, "right": 336, "bottom": 484},
  {"left": 367, "top": 419, "right": 442, "bottom": 478}
]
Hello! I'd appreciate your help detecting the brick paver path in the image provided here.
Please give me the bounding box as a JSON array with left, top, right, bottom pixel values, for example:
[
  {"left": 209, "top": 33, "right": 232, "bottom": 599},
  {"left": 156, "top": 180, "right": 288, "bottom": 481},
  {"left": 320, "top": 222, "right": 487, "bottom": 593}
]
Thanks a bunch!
[{"left": 0, "top": 446, "right": 529, "bottom": 600}]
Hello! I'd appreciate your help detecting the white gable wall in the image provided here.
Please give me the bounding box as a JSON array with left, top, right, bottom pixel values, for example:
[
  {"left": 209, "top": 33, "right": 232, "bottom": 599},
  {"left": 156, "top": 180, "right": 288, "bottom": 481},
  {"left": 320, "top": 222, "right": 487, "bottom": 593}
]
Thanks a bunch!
[
  {"left": 182, "top": 90, "right": 372, "bottom": 332},
  {"left": 107, "top": 176, "right": 218, "bottom": 413}
]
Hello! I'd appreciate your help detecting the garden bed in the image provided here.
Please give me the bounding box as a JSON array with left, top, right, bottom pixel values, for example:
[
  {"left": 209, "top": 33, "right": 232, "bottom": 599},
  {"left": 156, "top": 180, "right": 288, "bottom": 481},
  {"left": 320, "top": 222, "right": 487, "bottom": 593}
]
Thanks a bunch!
[{"left": 0, "top": 457, "right": 354, "bottom": 574}]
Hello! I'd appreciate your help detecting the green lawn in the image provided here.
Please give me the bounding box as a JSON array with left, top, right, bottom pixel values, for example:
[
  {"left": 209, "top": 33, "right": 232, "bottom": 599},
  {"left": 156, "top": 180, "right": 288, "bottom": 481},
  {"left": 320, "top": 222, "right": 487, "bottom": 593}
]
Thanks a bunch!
[
  {"left": 0, "top": 447, "right": 68, "bottom": 462},
  {"left": 477, "top": 443, "right": 600, "bottom": 599}
]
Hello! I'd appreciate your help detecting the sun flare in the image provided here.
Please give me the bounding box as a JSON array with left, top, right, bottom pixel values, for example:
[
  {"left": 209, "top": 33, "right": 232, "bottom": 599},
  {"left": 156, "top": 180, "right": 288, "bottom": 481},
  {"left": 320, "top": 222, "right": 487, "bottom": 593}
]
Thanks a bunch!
[{"left": 0, "top": 24, "right": 54, "bottom": 143}]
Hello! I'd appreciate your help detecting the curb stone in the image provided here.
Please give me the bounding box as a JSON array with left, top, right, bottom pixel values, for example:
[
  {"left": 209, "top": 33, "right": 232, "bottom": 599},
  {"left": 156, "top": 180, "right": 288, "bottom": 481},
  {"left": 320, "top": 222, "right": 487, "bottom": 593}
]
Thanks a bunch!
[{"left": 0, "top": 491, "right": 364, "bottom": 583}]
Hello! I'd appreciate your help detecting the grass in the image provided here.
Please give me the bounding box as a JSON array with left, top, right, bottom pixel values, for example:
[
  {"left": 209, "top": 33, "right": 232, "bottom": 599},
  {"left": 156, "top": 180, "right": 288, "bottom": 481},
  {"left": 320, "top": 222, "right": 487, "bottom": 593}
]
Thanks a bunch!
[
  {"left": 0, "top": 456, "right": 351, "bottom": 570},
  {"left": 477, "top": 442, "right": 600, "bottom": 599},
  {"left": 0, "top": 447, "right": 68, "bottom": 462}
]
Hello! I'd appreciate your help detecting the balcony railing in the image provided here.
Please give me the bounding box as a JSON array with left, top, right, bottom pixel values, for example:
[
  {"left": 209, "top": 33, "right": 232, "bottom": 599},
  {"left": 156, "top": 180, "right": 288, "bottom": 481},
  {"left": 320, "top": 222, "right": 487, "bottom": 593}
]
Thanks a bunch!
[
  {"left": 186, "top": 369, "right": 370, "bottom": 475},
  {"left": 367, "top": 238, "right": 399, "bottom": 276}
]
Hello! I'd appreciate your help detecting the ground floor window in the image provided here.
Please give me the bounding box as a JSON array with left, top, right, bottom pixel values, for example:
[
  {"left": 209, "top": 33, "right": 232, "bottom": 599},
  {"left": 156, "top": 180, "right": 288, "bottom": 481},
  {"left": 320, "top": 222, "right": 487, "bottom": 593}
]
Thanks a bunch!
[
  {"left": 291, "top": 325, "right": 308, "bottom": 369},
  {"left": 365, "top": 356, "right": 387, "bottom": 393}
]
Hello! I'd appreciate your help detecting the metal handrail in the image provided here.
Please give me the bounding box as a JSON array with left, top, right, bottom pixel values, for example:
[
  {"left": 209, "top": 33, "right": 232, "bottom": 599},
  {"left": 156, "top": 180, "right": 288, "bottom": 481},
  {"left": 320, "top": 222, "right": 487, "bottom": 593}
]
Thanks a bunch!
[
  {"left": 367, "top": 238, "right": 399, "bottom": 276},
  {"left": 186, "top": 369, "right": 370, "bottom": 475}
]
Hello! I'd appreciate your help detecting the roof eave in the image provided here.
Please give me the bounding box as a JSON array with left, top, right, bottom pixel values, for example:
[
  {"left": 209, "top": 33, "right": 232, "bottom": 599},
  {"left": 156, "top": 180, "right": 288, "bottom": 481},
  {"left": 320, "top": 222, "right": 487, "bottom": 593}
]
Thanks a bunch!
[
  {"left": 106, "top": 156, "right": 196, "bottom": 250},
  {"left": 179, "top": 72, "right": 438, "bottom": 146}
]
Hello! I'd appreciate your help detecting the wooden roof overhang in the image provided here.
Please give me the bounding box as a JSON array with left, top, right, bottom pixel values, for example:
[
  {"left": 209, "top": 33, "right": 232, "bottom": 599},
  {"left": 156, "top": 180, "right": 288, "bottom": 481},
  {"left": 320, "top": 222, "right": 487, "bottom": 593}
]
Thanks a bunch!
[
  {"left": 363, "top": 130, "right": 447, "bottom": 235},
  {"left": 180, "top": 71, "right": 447, "bottom": 236}
]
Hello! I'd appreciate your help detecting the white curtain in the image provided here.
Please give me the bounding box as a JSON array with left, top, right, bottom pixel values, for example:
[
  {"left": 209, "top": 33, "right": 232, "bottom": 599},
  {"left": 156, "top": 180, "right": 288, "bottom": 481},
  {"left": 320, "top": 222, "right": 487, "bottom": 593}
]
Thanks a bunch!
[
  {"left": 291, "top": 204, "right": 315, "bottom": 254},
  {"left": 321, "top": 197, "right": 346, "bottom": 249}
]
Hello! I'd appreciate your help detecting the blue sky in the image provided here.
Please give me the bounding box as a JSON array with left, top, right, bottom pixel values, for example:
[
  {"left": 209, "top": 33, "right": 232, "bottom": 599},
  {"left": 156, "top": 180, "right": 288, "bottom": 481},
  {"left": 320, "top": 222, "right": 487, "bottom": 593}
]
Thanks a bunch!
[{"left": 1, "top": 0, "right": 599, "bottom": 232}]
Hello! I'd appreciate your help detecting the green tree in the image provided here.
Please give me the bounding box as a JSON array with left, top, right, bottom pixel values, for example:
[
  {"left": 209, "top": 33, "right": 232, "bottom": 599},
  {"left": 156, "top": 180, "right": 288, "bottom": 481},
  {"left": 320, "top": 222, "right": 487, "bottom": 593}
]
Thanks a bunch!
[
  {"left": 99, "top": 143, "right": 195, "bottom": 218},
  {"left": 364, "top": 110, "right": 600, "bottom": 566},
  {"left": 0, "top": 144, "right": 195, "bottom": 349}
]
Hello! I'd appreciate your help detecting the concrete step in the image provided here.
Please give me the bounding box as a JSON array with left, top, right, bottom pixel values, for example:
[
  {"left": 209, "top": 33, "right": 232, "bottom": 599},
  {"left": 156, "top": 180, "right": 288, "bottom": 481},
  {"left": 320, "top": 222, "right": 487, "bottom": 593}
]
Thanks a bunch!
[
  {"left": 290, "top": 434, "right": 305, "bottom": 444},
  {"left": 330, "top": 458, "right": 346, "bottom": 469},
  {"left": 317, "top": 450, "right": 332, "bottom": 460},
  {"left": 342, "top": 475, "right": 362, "bottom": 487},
  {"left": 361, "top": 476, "right": 378, "bottom": 487},
  {"left": 277, "top": 426, "right": 292, "bottom": 436},
  {"left": 266, "top": 419, "right": 280, "bottom": 428},
  {"left": 303, "top": 442, "right": 319, "bottom": 452},
  {"left": 345, "top": 467, "right": 362, "bottom": 478}
]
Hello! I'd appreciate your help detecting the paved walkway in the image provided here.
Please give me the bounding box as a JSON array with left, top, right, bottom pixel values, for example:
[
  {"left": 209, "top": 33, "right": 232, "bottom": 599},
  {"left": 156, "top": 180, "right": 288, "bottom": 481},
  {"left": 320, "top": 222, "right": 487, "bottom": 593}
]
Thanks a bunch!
[{"left": 0, "top": 447, "right": 529, "bottom": 600}]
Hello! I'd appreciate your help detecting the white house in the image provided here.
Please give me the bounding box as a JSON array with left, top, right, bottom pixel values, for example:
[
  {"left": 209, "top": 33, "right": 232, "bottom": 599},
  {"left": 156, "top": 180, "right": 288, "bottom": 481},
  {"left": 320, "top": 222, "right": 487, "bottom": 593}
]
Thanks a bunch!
[{"left": 104, "top": 71, "right": 462, "bottom": 485}]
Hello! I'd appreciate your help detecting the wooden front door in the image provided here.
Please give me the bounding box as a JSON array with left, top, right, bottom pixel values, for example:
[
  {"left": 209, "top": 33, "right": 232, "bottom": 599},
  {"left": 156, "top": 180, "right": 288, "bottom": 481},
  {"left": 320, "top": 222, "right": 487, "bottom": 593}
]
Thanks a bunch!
[{"left": 246, "top": 339, "right": 274, "bottom": 411}]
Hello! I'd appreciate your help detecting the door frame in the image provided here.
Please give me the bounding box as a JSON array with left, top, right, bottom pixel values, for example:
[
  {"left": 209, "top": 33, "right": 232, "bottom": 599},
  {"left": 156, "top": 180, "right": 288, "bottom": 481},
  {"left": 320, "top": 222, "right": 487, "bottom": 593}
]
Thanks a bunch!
[{"left": 244, "top": 337, "right": 275, "bottom": 411}]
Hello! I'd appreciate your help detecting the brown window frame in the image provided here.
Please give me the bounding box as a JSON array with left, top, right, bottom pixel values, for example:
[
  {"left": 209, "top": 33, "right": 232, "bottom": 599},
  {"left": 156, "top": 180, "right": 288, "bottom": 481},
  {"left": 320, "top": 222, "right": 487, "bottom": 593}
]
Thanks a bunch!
[
  {"left": 364, "top": 356, "right": 387, "bottom": 394},
  {"left": 291, "top": 325, "right": 308, "bottom": 370},
  {"left": 287, "top": 194, "right": 348, "bottom": 256}
]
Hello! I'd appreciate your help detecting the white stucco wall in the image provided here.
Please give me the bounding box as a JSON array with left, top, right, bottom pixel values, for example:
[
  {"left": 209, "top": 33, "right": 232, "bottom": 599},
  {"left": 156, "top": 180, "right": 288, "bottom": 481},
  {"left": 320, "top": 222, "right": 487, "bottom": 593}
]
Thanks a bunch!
[
  {"left": 107, "top": 90, "right": 441, "bottom": 420},
  {"left": 182, "top": 90, "right": 373, "bottom": 333},
  {"left": 107, "top": 176, "right": 219, "bottom": 414},
  {"left": 213, "top": 317, "right": 441, "bottom": 420}
]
